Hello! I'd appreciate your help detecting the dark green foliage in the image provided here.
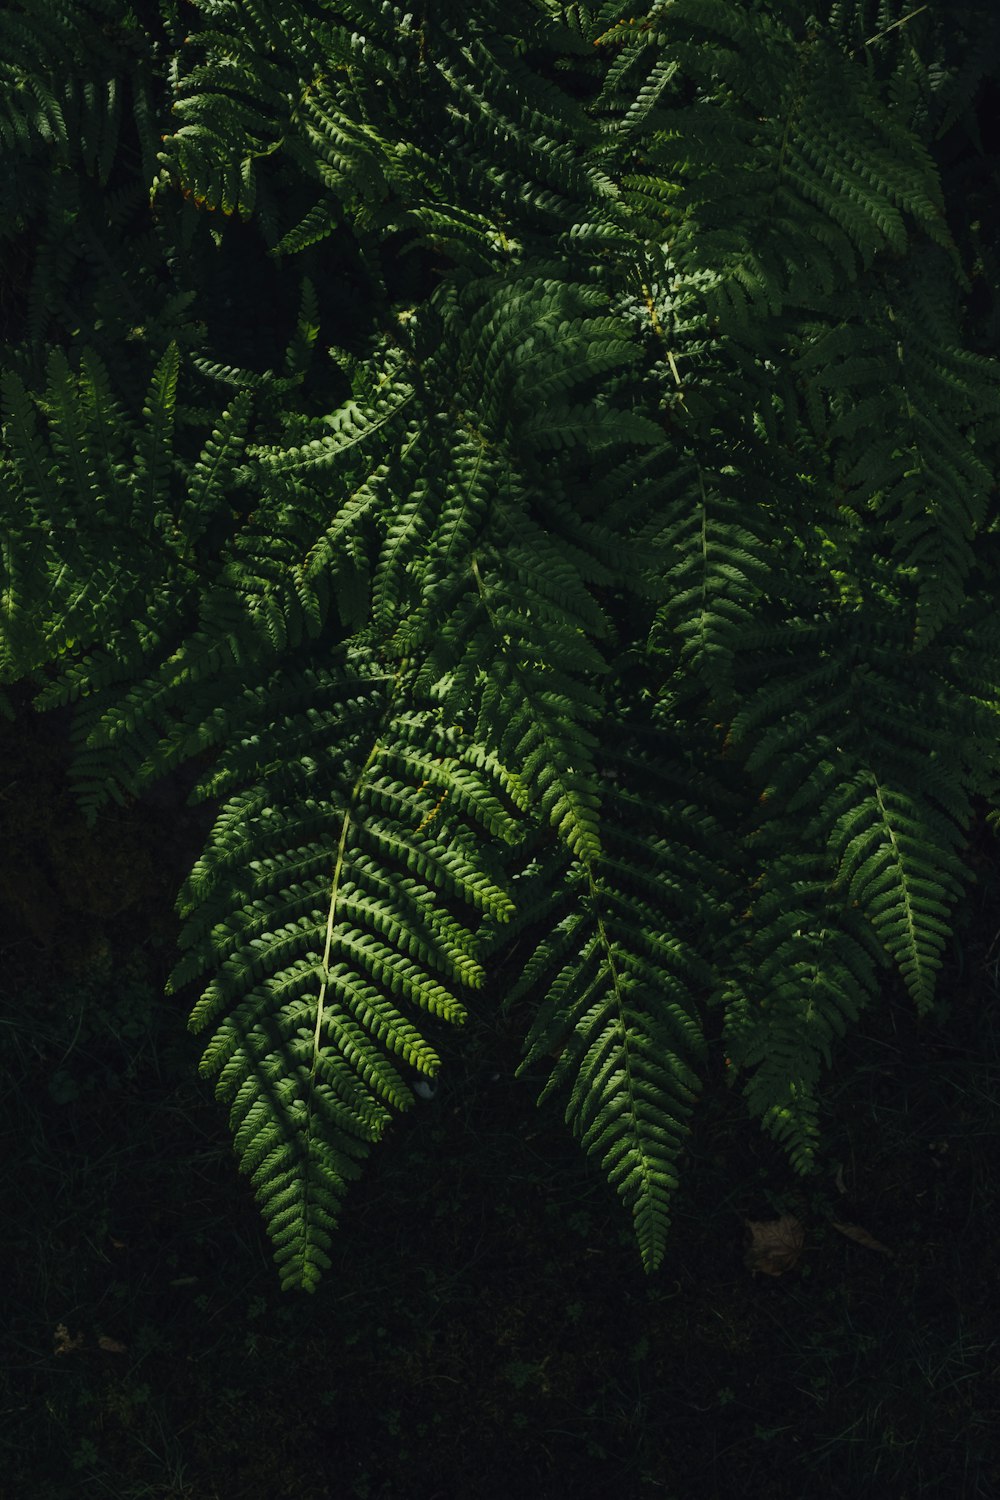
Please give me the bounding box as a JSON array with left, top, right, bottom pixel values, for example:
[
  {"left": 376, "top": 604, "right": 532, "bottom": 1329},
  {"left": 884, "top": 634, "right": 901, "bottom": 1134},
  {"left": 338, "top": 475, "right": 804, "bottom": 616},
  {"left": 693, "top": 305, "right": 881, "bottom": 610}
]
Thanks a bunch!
[{"left": 3, "top": 0, "right": 1000, "bottom": 1290}]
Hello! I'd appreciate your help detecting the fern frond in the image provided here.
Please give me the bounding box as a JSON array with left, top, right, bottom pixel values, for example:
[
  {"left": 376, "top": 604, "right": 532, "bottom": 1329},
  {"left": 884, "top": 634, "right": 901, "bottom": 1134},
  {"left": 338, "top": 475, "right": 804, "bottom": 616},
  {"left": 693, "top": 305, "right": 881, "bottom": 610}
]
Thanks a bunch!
[
  {"left": 169, "top": 688, "right": 520, "bottom": 1290},
  {"left": 511, "top": 738, "right": 722, "bottom": 1272},
  {"left": 723, "top": 856, "right": 886, "bottom": 1172}
]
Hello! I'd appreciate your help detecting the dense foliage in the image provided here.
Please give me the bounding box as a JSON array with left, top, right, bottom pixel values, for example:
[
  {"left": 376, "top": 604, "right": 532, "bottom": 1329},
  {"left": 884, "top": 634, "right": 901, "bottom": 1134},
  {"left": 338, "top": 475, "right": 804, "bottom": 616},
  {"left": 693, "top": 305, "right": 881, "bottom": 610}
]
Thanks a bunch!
[{"left": 3, "top": 0, "right": 1000, "bottom": 1293}]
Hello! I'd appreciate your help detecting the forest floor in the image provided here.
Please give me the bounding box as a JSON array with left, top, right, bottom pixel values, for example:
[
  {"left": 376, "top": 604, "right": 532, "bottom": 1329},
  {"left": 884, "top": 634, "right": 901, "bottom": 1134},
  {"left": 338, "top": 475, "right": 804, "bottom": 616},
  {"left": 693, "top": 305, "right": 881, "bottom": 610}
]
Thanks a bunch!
[{"left": 2, "top": 692, "right": 999, "bottom": 1500}]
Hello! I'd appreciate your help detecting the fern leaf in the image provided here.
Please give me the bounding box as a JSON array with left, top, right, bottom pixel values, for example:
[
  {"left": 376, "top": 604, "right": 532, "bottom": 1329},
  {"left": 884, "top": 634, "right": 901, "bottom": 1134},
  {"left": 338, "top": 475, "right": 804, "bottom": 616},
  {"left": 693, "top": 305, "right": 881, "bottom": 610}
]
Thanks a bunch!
[{"left": 168, "top": 690, "right": 519, "bottom": 1291}]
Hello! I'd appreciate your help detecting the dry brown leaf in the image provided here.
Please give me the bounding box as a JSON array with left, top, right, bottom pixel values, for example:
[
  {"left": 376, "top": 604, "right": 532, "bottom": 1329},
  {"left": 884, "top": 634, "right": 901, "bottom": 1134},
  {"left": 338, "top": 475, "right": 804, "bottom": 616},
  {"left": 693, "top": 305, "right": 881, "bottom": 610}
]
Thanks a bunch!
[
  {"left": 743, "top": 1215, "right": 804, "bottom": 1276},
  {"left": 97, "top": 1335, "right": 128, "bottom": 1354},
  {"left": 54, "top": 1324, "right": 85, "bottom": 1355},
  {"left": 830, "top": 1220, "right": 894, "bottom": 1257}
]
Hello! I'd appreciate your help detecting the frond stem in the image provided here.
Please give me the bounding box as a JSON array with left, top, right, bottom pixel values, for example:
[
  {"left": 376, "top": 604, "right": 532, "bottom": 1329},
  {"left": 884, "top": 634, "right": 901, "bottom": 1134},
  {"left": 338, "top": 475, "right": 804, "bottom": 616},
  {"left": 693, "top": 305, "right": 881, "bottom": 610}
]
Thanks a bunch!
[{"left": 311, "top": 738, "right": 383, "bottom": 1072}]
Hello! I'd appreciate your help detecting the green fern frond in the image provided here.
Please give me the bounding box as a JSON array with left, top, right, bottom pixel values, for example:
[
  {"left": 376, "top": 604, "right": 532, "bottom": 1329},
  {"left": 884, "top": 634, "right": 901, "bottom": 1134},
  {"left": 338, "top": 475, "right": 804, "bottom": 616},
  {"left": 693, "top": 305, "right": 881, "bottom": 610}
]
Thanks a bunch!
[
  {"left": 723, "top": 856, "right": 886, "bottom": 1172},
  {"left": 511, "top": 741, "right": 722, "bottom": 1271},
  {"left": 825, "top": 775, "right": 967, "bottom": 1012},
  {"left": 133, "top": 342, "right": 181, "bottom": 532},
  {"left": 168, "top": 691, "right": 520, "bottom": 1290}
]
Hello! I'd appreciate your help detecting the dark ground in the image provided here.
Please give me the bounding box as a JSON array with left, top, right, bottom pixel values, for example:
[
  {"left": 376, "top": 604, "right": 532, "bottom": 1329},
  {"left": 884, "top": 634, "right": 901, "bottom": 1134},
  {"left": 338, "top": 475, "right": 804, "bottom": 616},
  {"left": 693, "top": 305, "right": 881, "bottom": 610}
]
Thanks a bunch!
[{"left": 2, "top": 692, "right": 999, "bottom": 1500}]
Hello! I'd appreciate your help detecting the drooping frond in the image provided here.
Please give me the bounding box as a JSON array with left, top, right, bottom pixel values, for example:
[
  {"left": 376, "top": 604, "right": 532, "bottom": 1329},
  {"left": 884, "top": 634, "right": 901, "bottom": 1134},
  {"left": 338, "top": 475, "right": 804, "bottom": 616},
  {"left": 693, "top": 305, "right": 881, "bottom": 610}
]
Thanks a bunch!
[
  {"left": 168, "top": 672, "right": 522, "bottom": 1290},
  {"left": 508, "top": 721, "right": 728, "bottom": 1271}
]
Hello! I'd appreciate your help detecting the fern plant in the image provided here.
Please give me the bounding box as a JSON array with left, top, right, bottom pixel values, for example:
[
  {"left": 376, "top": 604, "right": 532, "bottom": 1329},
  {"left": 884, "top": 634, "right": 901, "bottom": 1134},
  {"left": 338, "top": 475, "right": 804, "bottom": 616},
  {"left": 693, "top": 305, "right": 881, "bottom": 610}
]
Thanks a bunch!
[{"left": 3, "top": 0, "right": 1000, "bottom": 1288}]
